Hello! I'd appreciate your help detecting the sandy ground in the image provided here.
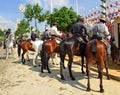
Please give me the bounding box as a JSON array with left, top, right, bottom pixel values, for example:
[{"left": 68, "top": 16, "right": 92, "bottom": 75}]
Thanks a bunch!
[{"left": 0, "top": 47, "right": 120, "bottom": 95}]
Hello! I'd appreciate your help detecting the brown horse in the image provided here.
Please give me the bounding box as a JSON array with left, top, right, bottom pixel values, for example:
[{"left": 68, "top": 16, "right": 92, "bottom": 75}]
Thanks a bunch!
[
  {"left": 86, "top": 40, "right": 110, "bottom": 93},
  {"left": 17, "top": 38, "right": 35, "bottom": 64},
  {"left": 41, "top": 36, "right": 60, "bottom": 73}
]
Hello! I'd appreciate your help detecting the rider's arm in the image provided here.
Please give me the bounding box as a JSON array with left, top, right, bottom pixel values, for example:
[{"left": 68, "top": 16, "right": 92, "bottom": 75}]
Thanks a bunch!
[
  {"left": 104, "top": 25, "right": 109, "bottom": 36},
  {"left": 54, "top": 27, "right": 62, "bottom": 36}
]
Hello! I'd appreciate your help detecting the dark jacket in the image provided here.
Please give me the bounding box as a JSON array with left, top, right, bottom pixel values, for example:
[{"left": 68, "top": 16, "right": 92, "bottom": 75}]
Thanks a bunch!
[
  {"left": 70, "top": 22, "right": 87, "bottom": 37},
  {"left": 31, "top": 33, "right": 37, "bottom": 41},
  {"left": 41, "top": 31, "right": 51, "bottom": 41}
]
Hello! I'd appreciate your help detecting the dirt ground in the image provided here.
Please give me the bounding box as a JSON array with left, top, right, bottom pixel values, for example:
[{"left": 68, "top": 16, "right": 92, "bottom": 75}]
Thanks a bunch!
[{"left": 0, "top": 47, "right": 120, "bottom": 95}]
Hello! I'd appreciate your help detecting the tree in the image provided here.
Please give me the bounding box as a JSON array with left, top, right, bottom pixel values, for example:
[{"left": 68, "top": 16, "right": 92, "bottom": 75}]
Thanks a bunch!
[
  {"left": 46, "top": 7, "right": 78, "bottom": 33},
  {"left": 15, "top": 19, "right": 30, "bottom": 37},
  {"left": 24, "top": 4, "right": 44, "bottom": 31}
]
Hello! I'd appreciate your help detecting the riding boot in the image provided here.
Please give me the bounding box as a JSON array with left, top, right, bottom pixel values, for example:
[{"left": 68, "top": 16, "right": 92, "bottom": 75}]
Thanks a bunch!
[
  {"left": 59, "top": 43, "right": 64, "bottom": 52},
  {"left": 3, "top": 41, "right": 6, "bottom": 49}
]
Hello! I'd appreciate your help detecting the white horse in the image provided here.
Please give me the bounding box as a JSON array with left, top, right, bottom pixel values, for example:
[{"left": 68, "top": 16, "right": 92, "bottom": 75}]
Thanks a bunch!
[
  {"left": 31, "top": 40, "right": 44, "bottom": 66},
  {"left": 5, "top": 33, "right": 15, "bottom": 59}
]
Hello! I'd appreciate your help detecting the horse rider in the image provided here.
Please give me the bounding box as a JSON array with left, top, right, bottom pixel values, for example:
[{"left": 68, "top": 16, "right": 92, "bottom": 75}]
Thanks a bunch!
[
  {"left": 91, "top": 15, "right": 111, "bottom": 56},
  {"left": 3, "top": 28, "right": 12, "bottom": 49},
  {"left": 60, "top": 16, "right": 88, "bottom": 52},
  {"left": 31, "top": 31, "right": 38, "bottom": 41},
  {"left": 41, "top": 29, "right": 51, "bottom": 41},
  {"left": 69, "top": 16, "right": 88, "bottom": 43},
  {"left": 50, "top": 22, "right": 62, "bottom": 42}
]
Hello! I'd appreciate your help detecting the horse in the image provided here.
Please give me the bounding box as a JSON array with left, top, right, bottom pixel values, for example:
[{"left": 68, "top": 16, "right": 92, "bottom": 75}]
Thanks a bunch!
[
  {"left": 17, "top": 37, "right": 43, "bottom": 67},
  {"left": 59, "top": 35, "right": 88, "bottom": 80},
  {"left": 40, "top": 36, "right": 60, "bottom": 73},
  {"left": 110, "top": 42, "right": 120, "bottom": 64},
  {"left": 85, "top": 39, "right": 110, "bottom": 93},
  {"left": 5, "top": 33, "right": 15, "bottom": 59}
]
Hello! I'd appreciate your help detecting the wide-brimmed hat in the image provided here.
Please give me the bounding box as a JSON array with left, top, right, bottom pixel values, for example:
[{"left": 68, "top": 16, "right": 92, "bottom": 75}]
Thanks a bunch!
[
  {"left": 53, "top": 22, "right": 58, "bottom": 25},
  {"left": 77, "top": 16, "right": 84, "bottom": 22},
  {"left": 100, "top": 15, "right": 106, "bottom": 21}
]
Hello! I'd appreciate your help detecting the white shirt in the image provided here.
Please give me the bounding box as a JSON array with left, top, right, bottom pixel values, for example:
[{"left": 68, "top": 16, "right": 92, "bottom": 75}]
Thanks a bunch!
[{"left": 50, "top": 26, "right": 62, "bottom": 36}]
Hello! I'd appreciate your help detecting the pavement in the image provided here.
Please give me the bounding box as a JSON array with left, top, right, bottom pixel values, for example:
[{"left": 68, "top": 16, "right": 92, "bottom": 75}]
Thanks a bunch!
[{"left": 66, "top": 56, "right": 120, "bottom": 81}]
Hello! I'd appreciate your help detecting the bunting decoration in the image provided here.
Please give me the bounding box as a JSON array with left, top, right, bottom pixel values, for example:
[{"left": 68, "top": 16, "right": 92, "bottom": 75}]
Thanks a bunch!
[{"left": 84, "top": 1, "right": 120, "bottom": 25}]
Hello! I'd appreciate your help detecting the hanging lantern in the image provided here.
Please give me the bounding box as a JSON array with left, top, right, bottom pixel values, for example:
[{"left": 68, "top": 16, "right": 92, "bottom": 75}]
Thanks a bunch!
[
  {"left": 118, "top": 9, "right": 120, "bottom": 12},
  {"left": 98, "top": 10, "right": 101, "bottom": 14},
  {"left": 94, "top": 11, "right": 96, "bottom": 15},
  {"left": 110, "top": 4, "right": 113, "bottom": 8},
  {"left": 106, "top": 6, "right": 109, "bottom": 9},
  {"left": 115, "top": 1, "right": 119, "bottom": 6}
]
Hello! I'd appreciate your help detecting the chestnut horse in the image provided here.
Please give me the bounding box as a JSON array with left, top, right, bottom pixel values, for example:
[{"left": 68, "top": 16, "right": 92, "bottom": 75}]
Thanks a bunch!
[
  {"left": 86, "top": 40, "right": 110, "bottom": 93},
  {"left": 41, "top": 36, "right": 60, "bottom": 73}
]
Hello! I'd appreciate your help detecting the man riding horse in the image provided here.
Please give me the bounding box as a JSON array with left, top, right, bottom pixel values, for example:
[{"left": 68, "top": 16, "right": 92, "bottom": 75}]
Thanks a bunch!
[
  {"left": 70, "top": 16, "right": 88, "bottom": 41},
  {"left": 91, "top": 15, "right": 110, "bottom": 56},
  {"left": 3, "top": 28, "right": 12, "bottom": 49},
  {"left": 60, "top": 16, "right": 88, "bottom": 52},
  {"left": 50, "top": 22, "right": 63, "bottom": 43}
]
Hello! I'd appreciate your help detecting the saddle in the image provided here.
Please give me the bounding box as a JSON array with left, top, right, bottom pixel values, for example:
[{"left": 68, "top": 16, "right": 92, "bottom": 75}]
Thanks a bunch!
[
  {"left": 91, "top": 40, "right": 97, "bottom": 53},
  {"left": 90, "top": 39, "right": 107, "bottom": 53}
]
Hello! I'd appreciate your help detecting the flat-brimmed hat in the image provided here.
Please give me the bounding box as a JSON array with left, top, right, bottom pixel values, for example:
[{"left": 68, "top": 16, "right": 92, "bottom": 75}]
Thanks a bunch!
[
  {"left": 100, "top": 15, "right": 106, "bottom": 21},
  {"left": 77, "top": 16, "right": 84, "bottom": 22},
  {"left": 53, "top": 22, "right": 57, "bottom": 25}
]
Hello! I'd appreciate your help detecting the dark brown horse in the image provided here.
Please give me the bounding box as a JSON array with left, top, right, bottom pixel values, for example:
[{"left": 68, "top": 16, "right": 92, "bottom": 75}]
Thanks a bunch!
[
  {"left": 59, "top": 35, "right": 88, "bottom": 80},
  {"left": 110, "top": 42, "right": 120, "bottom": 64},
  {"left": 41, "top": 36, "right": 60, "bottom": 73},
  {"left": 86, "top": 40, "right": 110, "bottom": 93}
]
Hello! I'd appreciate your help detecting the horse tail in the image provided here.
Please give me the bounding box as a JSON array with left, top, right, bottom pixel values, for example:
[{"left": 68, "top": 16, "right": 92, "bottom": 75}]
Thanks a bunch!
[
  {"left": 41, "top": 42, "right": 48, "bottom": 69},
  {"left": 17, "top": 43, "right": 21, "bottom": 57}
]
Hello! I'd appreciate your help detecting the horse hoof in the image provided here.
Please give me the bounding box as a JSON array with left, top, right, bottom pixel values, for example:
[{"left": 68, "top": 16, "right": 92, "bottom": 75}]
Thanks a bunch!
[
  {"left": 107, "top": 76, "right": 110, "bottom": 80},
  {"left": 41, "top": 70, "right": 43, "bottom": 73},
  {"left": 63, "top": 66, "right": 66, "bottom": 69},
  {"left": 71, "top": 77, "right": 75, "bottom": 81},
  {"left": 86, "top": 88, "right": 91, "bottom": 92},
  {"left": 82, "top": 71, "right": 85, "bottom": 74},
  {"left": 48, "top": 71, "right": 51, "bottom": 73},
  {"left": 61, "top": 76, "right": 65, "bottom": 80},
  {"left": 33, "top": 65, "right": 37, "bottom": 67},
  {"left": 100, "top": 89, "right": 104, "bottom": 93}
]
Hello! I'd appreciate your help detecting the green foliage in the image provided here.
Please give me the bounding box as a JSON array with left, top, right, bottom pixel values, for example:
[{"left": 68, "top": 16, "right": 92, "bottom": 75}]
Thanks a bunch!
[
  {"left": 15, "top": 19, "right": 30, "bottom": 37},
  {"left": 24, "top": 3, "right": 44, "bottom": 30},
  {"left": 0, "top": 29, "right": 7, "bottom": 41},
  {"left": 24, "top": 4, "right": 33, "bottom": 22},
  {"left": 46, "top": 6, "right": 78, "bottom": 33}
]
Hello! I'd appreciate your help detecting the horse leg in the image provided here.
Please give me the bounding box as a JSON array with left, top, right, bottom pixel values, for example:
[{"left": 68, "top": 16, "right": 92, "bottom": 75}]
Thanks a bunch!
[
  {"left": 22, "top": 52, "right": 25, "bottom": 64},
  {"left": 104, "top": 59, "right": 110, "bottom": 80},
  {"left": 81, "top": 56, "right": 85, "bottom": 74},
  {"left": 46, "top": 56, "right": 51, "bottom": 73},
  {"left": 26, "top": 52, "right": 30, "bottom": 61},
  {"left": 33, "top": 52, "right": 38, "bottom": 67},
  {"left": 68, "top": 53, "right": 75, "bottom": 80},
  {"left": 98, "top": 59, "right": 104, "bottom": 93},
  {"left": 86, "top": 59, "right": 91, "bottom": 91},
  {"left": 6, "top": 48, "right": 8, "bottom": 59},
  {"left": 60, "top": 52, "right": 65, "bottom": 80}
]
